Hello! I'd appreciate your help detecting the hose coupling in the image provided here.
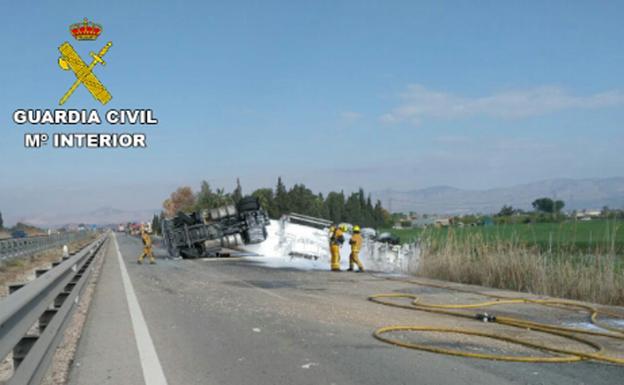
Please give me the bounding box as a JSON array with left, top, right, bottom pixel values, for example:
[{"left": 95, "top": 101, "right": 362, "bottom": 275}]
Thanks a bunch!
[{"left": 476, "top": 313, "right": 497, "bottom": 323}]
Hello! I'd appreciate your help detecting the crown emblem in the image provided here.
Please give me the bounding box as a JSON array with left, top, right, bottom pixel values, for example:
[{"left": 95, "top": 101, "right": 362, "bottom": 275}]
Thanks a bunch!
[{"left": 70, "top": 18, "right": 102, "bottom": 41}]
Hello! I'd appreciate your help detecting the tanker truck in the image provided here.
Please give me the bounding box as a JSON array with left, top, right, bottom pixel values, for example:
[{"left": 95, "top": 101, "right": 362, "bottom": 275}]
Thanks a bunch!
[{"left": 161, "top": 196, "right": 270, "bottom": 258}]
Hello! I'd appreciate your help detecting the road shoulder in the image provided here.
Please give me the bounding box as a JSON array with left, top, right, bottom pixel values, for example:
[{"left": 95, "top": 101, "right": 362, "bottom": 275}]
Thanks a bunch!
[{"left": 67, "top": 235, "right": 144, "bottom": 385}]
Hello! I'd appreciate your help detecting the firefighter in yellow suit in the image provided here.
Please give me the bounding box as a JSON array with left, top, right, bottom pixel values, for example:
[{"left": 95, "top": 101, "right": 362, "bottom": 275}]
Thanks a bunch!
[
  {"left": 348, "top": 225, "right": 365, "bottom": 272},
  {"left": 138, "top": 229, "right": 155, "bottom": 264},
  {"left": 330, "top": 225, "right": 345, "bottom": 271}
]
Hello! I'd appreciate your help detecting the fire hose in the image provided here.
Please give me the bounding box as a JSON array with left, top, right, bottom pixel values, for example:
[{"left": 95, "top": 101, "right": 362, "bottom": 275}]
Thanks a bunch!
[{"left": 369, "top": 277, "right": 624, "bottom": 365}]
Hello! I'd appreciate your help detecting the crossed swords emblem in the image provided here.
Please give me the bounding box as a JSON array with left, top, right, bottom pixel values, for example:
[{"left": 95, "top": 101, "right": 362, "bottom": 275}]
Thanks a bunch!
[{"left": 58, "top": 41, "right": 113, "bottom": 105}]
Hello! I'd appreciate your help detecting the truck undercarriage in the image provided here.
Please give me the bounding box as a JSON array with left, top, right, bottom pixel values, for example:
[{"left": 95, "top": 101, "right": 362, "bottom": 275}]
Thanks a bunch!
[{"left": 161, "top": 196, "right": 270, "bottom": 258}]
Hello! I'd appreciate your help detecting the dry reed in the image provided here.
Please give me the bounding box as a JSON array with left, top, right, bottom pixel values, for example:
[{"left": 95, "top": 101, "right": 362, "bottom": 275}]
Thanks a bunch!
[{"left": 416, "top": 227, "right": 624, "bottom": 305}]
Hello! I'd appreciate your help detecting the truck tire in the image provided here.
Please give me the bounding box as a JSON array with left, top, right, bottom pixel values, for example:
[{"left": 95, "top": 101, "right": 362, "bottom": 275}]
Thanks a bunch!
[
  {"left": 237, "top": 196, "right": 260, "bottom": 212},
  {"left": 173, "top": 212, "right": 195, "bottom": 226},
  {"left": 180, "top": 244, "right": 204, "bottom": 259},
  {"left": 209, "top": 205, "right": 237, "bottom": 220},
  {"left": 208, "top": 208, "right": 220, "bottom": 220},
  {"left": 221, "top": 234, "right": 242, "bottom": 248},
  {"left": 225, "top": 205, "right": 237, "bottom": 217}
]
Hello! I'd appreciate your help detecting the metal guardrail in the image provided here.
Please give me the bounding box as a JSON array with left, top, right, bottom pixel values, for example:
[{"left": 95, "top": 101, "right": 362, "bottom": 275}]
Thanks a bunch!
[
  {"left": 0, "top": 232, "right": 92, "bottom": 261},
  {"left": 0, "top": 234, "right": 107, "bottom": 385}
]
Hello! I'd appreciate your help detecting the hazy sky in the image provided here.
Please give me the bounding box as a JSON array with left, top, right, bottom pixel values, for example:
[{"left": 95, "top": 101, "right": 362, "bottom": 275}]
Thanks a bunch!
[{"left": 1, "top": 0, "right": 623, "bottom": 223}]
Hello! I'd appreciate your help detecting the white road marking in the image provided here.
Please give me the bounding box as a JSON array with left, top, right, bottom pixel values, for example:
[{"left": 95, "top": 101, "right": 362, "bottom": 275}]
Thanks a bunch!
[{"left": 112, "top": 233, "right": 169, "bottom": 385}]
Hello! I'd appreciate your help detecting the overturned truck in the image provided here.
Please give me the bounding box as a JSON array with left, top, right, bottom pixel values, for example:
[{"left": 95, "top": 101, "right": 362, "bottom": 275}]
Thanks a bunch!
[{"left": 161, "top": 196, "right": 270, "bottom": 258}]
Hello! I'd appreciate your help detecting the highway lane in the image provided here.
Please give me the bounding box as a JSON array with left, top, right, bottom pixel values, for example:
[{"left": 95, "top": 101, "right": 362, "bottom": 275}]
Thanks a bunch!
[{"left": 68, "top": 233, "right": 624, "bottom": 385}]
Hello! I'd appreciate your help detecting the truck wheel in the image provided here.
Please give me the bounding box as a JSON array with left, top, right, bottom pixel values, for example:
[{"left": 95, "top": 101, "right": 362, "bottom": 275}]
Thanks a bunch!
[
  {"left": 181, "top": 244, "right": 203, "bottom": 259},
  {"left": 173, "top": 212, "right": 195, "bottom": 226},
  {"left": 208, "top": 208, "right": 220, "bottom": 220},
  {"left": 209, "top": 205, "right": 237, "bottom": 220},
  {"left": 221, "top": 234, "right": 242, "bottom": 248},
  {"left": 238, "top": 196, "right": 260, "bottom": 212},
  {"left": 225, "top": 205, "right": 238, "bottom": 217}
]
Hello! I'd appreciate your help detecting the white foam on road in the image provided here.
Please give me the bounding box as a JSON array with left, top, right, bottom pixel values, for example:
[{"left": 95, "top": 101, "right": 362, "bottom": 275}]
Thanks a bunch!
[
  {"left": 112, "top": 233, "right": 169, "bottom": 385},
  {"left": 563, "top": 321, "right": 616, "bottom": 332},
  {"left": 240, "top": 219, "right": 420, "bottom": 273}
]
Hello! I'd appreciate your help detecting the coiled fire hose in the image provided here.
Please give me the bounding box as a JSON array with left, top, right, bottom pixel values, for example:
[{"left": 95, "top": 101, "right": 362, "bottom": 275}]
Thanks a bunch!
[{"left": 369, "top": 276, "right": 624, "bottom": 365}]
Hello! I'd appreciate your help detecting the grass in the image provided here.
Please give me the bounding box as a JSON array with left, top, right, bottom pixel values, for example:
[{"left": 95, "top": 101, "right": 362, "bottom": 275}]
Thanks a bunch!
[
  {"left": 385, "top": 219, "right": 624, "bottom": 255},
  {"left": 386, "top": 220, "right": 624, "bottom": 305},
  {"left": 0, "top": 258, "right": 26, "bottom": 272}
]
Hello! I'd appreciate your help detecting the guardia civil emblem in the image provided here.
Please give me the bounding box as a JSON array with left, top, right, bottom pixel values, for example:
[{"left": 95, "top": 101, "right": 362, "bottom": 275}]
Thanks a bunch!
[{"left": 58, "top": 18, "right": 112, "bottom": 105}]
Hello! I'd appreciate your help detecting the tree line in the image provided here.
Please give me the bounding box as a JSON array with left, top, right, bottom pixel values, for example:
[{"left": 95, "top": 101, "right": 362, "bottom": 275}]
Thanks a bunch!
[
  {"left": 161, "top": 177, "right": 392, "bottom": 228},
  {"left": 491, "top": 198, "right": 566, "bottom": 224}
]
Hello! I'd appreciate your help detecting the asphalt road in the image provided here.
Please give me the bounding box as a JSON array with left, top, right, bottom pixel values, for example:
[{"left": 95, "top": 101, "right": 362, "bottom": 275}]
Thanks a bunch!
[{"left": 68, "top": 233, "right": 624, "bottom": 385}]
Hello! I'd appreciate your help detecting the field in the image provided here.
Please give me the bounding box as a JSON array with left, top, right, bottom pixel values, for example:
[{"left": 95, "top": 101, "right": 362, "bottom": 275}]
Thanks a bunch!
[
  {"left": 384, "top": 219, "right": 624, "bottom": 304},
  {"left": 385, "top": 219, "right": 624, "bottom": 256}
]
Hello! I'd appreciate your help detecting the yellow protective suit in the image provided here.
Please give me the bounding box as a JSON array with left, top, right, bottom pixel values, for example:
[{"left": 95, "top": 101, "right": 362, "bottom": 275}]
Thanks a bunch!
[
  {"left": 330, "top": 228, "right": 344, "bottom": 271},
  {"left": 349, "top": 232, "right": 365, "bottom": 272},
  {"left": 138, "top": 232, "right": 155, "bottom": 264}
]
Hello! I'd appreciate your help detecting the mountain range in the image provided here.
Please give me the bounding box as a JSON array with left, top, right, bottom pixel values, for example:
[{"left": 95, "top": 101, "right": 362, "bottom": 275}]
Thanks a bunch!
[
  {"left": 17, "top": 206, "right": 159, "bottom": 228},
  {"left": 13, "top": 177, "right": 624, "bottom": 226},
  {"left": 373, "top": 177, "right": 624, "bottom": 215}
]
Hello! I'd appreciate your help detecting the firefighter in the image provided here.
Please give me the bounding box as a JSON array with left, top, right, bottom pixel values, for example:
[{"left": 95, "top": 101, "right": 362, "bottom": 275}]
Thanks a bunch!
[
  {"left": 328, "top": 224, "right": 336, "bottom": 247},
  {"left": 138, "top": 229, "right": 155, "bottom": 264},
  {"left": 348, "top": 225, "right": 365, "bottom": 272},
  {"left": 328, "top": 224, "right": 337, "bottom": 270},
  {"left": 330, "top": 224, "right": 346, "bottom": 271}
]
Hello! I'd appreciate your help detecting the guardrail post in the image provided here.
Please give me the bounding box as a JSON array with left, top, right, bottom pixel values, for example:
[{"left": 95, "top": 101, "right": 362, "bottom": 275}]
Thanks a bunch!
[
  {"left": 8, "top": 284, "right": 25, "bottom": 294},
  {"left": 79, "top": 263, "right": 90, "bottom": 274},
  {"left": 54, "top": 292, "right": 70, "bottom": 309},
  {"left": 38, "top": 309, "right": 58, "bottom": 332},
  {"left": 64, "top": 282, "right": 76, "bottom": 292},
  {"left": 13, "top": 335, "right": 38, "bottom": 369},
  {"left": 35, "top": 269, "right": 49, "bottom": 278}
]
